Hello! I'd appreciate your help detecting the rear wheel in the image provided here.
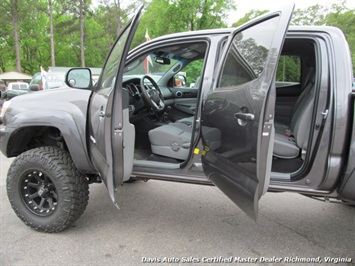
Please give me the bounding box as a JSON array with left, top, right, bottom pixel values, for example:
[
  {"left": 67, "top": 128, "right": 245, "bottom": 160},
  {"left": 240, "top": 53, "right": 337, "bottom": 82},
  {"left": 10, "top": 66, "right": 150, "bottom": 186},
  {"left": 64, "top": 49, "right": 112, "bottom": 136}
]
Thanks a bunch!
[{"left": 7, "top": 146, "right": 89, "bottom": 232}]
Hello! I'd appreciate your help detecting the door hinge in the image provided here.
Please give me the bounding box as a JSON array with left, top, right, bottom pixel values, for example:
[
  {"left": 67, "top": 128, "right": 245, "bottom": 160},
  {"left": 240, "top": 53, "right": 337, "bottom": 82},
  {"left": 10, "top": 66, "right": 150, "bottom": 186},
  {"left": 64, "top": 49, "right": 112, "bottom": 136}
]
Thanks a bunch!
[{"left": 114, "top": 129, "right": 123, "bottom": 136}]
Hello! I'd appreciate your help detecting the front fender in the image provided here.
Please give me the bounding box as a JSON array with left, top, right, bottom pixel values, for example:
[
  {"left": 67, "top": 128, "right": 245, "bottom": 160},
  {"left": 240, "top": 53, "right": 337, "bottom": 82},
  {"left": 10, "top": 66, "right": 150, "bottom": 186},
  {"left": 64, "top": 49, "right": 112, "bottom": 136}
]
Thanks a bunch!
[{"left": 3, "top": 110, "right": 95, "bottom": 174}]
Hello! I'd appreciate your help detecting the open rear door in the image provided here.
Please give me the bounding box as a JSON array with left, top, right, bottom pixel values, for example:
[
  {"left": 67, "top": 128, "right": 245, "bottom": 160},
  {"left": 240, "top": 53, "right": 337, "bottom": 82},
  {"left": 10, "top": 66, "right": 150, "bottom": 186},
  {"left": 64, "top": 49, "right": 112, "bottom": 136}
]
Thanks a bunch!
[
  {"left": 201, "top": 5, "right": 294, "bottom": 219},
  {"left": 338, "top": 93, "right": 355, "bottom": 203}
]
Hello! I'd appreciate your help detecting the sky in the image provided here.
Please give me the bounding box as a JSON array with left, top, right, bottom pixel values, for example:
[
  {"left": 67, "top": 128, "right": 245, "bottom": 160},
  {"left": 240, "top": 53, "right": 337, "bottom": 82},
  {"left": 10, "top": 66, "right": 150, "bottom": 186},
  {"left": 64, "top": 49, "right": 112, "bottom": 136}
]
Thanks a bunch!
[{"left": 228, "top": 0, "right": 355, "bottom": 25}]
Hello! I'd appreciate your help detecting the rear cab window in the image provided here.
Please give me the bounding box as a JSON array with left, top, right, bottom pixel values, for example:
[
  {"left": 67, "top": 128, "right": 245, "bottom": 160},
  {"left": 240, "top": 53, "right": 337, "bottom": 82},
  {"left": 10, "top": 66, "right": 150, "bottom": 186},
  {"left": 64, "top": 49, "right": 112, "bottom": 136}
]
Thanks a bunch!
[{"left": 276, "top": 55, "right": 301, "bottom": 87}]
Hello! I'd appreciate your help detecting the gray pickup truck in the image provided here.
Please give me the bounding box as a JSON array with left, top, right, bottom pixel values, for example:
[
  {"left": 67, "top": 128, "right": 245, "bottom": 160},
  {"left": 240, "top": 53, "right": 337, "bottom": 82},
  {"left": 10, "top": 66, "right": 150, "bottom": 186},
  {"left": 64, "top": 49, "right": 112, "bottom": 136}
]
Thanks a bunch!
[{"left": 0, "top": 5, "right": 354, "bottom": 232}]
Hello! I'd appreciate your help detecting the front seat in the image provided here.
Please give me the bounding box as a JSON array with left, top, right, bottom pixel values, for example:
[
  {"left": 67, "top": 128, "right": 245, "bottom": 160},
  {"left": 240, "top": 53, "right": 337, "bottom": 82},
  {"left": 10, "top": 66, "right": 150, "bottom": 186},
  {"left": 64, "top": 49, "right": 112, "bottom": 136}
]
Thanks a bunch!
[
  {"left": 149, "top": 123, "right": 192, "bottom": 160},
  {"left": 148, "top": 122, "right": 222, "bottom": 161},
  {"left": 177, "top": 116, "right": 195, "bottom": 125},
  {"left": 273, "top": 68, "right": 315, "bottom": 159}
]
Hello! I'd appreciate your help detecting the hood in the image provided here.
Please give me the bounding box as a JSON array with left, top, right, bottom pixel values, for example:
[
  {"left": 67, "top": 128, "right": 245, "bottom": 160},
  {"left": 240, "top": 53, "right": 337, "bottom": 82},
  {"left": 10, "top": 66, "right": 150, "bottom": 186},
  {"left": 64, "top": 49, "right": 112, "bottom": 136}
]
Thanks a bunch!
[
  {"left": 10, "top": 88, "right": 91, "bottom": 109},
  {"left": 5, "top": 88, "right": 92, "bottom": 125}
]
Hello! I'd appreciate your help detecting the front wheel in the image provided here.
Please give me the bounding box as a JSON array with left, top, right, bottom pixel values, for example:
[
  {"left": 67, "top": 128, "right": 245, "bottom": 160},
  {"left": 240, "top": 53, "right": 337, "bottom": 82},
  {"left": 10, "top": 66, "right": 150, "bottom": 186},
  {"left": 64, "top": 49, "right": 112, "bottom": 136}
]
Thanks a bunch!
[{"left": 7, "top": 147, "right": 89, "bottom": 232}]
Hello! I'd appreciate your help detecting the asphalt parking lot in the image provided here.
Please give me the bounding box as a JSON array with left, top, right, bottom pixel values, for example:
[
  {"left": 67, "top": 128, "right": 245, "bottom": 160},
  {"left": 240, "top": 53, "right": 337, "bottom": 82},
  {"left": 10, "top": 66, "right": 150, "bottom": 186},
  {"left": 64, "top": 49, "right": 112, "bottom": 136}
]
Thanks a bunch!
[{"left": 0, "top": 152, "right": 354, "bottom": 265}]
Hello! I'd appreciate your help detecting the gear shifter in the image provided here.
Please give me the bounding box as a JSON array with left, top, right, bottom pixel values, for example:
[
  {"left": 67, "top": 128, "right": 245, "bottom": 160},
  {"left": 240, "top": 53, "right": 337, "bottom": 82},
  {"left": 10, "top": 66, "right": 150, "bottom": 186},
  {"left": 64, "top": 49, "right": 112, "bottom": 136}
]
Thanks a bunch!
[{"left": 162, "top": 106, "right": 172, "bottom": 122}]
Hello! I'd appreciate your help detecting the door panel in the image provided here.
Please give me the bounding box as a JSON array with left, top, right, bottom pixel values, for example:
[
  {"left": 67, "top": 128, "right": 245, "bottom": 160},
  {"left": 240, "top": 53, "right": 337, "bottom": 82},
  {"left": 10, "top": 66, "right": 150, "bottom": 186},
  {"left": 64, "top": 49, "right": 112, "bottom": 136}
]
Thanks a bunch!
[
  {"left": 169, "top": 87, "right": 198, "bottom": 120},
  {"left": 174, "top": 98, "right": 197, "bottom": 113},
  {"left": 88, "top": 6, "right": 143, "bottom": 205},
  {"left": 168, "top": 57, "right": 204, "bottom": 120},
  {"left": 201, "top": 5, "right": 294, "bottom": 219},
  {"left": 170, "top": 86, "right": 199, "bottom": 98}
]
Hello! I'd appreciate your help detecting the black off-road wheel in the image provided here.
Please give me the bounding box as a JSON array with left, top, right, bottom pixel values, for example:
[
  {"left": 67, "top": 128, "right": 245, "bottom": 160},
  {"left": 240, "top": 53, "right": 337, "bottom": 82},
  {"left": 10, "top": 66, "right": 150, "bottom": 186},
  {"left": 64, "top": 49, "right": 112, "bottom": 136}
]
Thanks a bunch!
[{"left": 7, "top": 147, "right": 89, "bottom": 233}]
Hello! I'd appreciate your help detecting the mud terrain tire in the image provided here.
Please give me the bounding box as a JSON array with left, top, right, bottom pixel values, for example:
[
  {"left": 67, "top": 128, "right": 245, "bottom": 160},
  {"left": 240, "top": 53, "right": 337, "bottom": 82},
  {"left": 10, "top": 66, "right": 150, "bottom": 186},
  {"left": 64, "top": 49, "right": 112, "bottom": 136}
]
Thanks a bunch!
[{"left": 7, "top": 147, "right": 89, "bottom": 232}]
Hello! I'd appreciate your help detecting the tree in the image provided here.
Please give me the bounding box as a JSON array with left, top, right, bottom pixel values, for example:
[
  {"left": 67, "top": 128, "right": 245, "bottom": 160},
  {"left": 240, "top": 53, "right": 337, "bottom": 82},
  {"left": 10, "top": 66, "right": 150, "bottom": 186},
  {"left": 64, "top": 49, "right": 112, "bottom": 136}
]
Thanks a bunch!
[
  {"left": 0, "top": 0, "right": 49, "bottom": 73},
  {"left": 291, "top": 1, "right": 355, "bottom": 73},
  {"left": 79, "top": 0, "right": 85, "bottom": 67},
  {"left": 1, "top": 0, "right": 352, "bottom": 75},
  {"left": 48, "top": 0, "right": 76, "bottom": 67},
  {"left": 0, "top": 0, "right": 23, "bottom": 72},
  {"left": 12, "top": 0, "right": 21, "bottom": 72},
  {"left": 324, "top": 6, "right": 355, "bottom": 73},
  {"left": 291, "top": 4, "right": 328, "bottom": 26},
  {"left": 49, "top": 0, "right": 55, "bottom": 66},
  {"left": 132, "top": 0, "right": 235, "bottom": 48},
  {"left": 95, "top": 1, "right": 126, "bottom": 49},
  {"left": 232, "top": 10, "right": 269, "bottom": 27},
  {"left": 276, "top": 56, "right": 301, "bottom": 82},
  {"left": 231, "top": 1, "right": 355, "bottom": 74},
  {"left": 0, "top": 1, "right": 15, "bottom": 72},
  {"left": 20, "top": 1, "right": 50, "bottom": 73},
  {"left": 54, "top": 0, "right": 92, "bottom": 67},
  {"left": 98, "top": 0, "right": 124, "bottom": 37}
]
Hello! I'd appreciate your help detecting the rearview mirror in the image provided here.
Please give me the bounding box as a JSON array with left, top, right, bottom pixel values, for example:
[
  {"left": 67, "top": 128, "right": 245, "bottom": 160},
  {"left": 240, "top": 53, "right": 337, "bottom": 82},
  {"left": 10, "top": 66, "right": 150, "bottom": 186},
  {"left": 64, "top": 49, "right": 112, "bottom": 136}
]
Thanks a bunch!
[
  {"left": 155, "top": 57, "right": 170, "bottom": 65},
  {"left": 65, "top": 68, "right": 92, "bottom": 89}
]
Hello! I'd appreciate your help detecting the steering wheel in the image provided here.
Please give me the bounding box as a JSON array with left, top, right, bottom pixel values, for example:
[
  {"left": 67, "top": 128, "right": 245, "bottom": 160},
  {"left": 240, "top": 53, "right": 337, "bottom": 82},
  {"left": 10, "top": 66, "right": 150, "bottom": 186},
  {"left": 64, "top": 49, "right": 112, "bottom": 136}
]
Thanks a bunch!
[{"left": 140, "top": 75, "right": 165, "bottom": 112}]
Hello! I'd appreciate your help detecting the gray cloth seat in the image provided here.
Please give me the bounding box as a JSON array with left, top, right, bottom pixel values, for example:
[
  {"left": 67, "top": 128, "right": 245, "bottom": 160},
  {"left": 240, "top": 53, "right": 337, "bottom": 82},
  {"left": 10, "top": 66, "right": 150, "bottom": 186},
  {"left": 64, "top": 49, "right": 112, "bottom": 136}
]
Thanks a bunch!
[
  {"left": 148, "top": 122, "right": 222, "bottom": 160},
  {"left": 178, "top": 116, "right": 194, "bottom": 125},
  {"left": 149, "top": 123, "right": 192, "bottom": 160},
  {"left": 153, "top": 71, "right": 315, "bottom": 160},
  {"left": 273, "top": 69, "right": 315, "bottom": 159}
]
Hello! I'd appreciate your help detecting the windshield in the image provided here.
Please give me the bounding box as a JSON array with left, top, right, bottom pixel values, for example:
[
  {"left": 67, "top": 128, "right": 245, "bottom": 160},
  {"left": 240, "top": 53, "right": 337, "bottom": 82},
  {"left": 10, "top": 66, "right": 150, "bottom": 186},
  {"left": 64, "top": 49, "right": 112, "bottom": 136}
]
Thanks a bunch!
[{"left": 124, "top": 54, "right": 179, "bottom": 82}]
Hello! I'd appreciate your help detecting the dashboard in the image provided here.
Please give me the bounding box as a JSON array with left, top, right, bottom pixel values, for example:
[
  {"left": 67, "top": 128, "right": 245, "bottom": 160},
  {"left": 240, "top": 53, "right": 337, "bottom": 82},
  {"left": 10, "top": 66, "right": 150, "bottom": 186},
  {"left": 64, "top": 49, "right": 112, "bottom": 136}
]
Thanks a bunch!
[
  {"left": 122, "top": 76, "right": 174, "bottom": 120},
  {"left": 123, "top": 78, "right": 146, "bottom": 115}
]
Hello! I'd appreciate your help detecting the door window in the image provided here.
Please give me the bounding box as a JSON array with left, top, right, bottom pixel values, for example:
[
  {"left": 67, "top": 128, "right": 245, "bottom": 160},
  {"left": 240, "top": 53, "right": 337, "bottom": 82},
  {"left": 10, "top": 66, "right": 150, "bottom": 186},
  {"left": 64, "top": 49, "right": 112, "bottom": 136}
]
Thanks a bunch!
[
  {"left": 179, "top": 59, "right": 204, "bottom": 88},
  {"left": 98, "top": 29, "right": 130, "bottom": 97},
  {"left": 218, "top": 16, "right": 280, "bottom": 88}
]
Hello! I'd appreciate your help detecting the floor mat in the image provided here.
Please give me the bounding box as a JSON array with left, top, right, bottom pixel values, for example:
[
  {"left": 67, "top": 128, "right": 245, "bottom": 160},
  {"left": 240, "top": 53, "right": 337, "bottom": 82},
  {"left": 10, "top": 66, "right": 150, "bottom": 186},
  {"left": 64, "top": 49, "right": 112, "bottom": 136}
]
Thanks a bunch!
[
  {"left": 146, "top": 154, "right": 183, "bottom": 164},
  {"left": 134, "top": 149, "right": 151, "bottom": 160},
  {"left": 271, "top": 157, "right": 303, "bottom": 173}
]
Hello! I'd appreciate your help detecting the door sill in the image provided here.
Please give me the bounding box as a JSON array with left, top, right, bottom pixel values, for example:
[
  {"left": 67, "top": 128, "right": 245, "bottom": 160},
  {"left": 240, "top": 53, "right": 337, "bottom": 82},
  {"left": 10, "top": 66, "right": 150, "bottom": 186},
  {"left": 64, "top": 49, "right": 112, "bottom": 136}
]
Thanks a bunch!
[
  {"left": 133, "top": 159, "right": 180, "bottom": 169},
  {"left": 270, "top": 172, "right": 291, "bottom": 181}
]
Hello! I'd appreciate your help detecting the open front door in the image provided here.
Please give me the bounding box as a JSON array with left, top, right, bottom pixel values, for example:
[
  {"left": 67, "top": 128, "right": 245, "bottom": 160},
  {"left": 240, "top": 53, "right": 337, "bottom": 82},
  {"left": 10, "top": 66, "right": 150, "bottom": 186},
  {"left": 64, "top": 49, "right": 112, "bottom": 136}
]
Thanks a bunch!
[
  {"left": 88, "top": 6, "right": 143, "bottom": 205},
  {"left": 201, "top": 5, "right": 294, "bottom": 219}
]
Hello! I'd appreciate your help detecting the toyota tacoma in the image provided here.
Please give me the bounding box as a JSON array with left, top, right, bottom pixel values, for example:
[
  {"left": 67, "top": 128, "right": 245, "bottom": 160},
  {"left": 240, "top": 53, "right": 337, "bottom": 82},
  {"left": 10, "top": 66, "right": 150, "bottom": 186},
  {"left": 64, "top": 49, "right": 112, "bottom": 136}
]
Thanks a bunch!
[{"left": 0, "top": 5, "right": 354, "bottom": 232}]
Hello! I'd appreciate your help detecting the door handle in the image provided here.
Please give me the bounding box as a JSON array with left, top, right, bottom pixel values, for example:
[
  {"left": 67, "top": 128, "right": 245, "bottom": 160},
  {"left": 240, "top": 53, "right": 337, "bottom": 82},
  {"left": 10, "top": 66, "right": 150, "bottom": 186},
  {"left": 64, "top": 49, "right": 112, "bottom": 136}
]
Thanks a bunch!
[{"left": 235, "top": 112, "right": 255, "bottom": 121}]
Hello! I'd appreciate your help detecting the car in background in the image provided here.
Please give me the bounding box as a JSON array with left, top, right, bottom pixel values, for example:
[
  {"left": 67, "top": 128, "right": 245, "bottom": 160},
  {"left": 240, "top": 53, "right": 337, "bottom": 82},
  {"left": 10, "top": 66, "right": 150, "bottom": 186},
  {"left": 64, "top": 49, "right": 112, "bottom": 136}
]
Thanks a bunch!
[
  {"left": 5, "top": 82, "right": 29, "bottom": 100},
  {"left": 4, "top": 72, "right": 67, "bottom": 100},
  {"left": 29, "top": 72, "right": 67, "bottom": 91}
]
